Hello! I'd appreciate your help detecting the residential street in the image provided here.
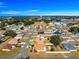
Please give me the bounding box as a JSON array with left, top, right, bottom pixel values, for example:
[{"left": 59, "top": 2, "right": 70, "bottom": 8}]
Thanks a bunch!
[{"left": 0, "top": 30, "right": 34, "bottom": 59}]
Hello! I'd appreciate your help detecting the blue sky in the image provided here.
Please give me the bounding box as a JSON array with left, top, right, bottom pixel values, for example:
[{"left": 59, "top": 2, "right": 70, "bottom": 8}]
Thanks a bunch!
[{"left": 0, "top": 0, "right": 79, "bottom": 16}]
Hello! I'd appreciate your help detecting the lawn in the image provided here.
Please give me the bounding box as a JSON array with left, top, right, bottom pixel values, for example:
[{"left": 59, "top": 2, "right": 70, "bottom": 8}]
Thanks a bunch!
[
  {"left": 0, "top": 47, "right": 22, "bottom": 57},
  {"left": 64, "top": 51, "right": 78, "bottom": 57},
  {"left": 32, "top": 33, "right": 38, "bottom": 36},
  {"left": 0, "top": 37, "right": 11, "bottom": 49},
  {"left": 25, "top": 48, "right": 63, "bottom": 58},
  {"left": 25, "top": 48, "right": 79, "bottom": 58},
  {"left": 21, "top": 33, "right": 30, "bottom": 42}
]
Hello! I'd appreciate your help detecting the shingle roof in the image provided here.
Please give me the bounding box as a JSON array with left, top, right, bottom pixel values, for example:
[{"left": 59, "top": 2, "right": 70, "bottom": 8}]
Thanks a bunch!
[
  {"left": 62, "top": 43, "right": 76, "bottom": 50},
  {"left": 3, "top": 44, "right": 12, "bottom": 49}
]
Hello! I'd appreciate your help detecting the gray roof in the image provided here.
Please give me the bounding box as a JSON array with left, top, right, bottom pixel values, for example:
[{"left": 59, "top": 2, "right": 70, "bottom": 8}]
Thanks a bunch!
[{"left": 62, "top": 43, "right": 76, "bottom": 50}]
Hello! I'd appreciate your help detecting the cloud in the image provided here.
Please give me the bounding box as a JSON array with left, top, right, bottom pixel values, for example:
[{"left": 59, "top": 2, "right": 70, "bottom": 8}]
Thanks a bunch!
[
  {"left": 0, "top": 11, "right": 21, "bottom": 14},
  {"left": 1, "top": 10, "right": 79, "bottom": 16},
  {"left": 26, "top": 11, "right": 79, "bottom": 16},
  {"left": 0, "top": 10, "right": 40, "bottom": 15},
  {"left": 0, "top": 2, "right": 7, "bottom": 7},
  {"left": 26, "top": 10, "right": 39, "bottom": 12}
]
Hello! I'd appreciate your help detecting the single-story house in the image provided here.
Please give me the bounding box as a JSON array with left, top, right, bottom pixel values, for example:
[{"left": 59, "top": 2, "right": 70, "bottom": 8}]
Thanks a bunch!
[
  {"left": 51, "top": 29, "right": 58, "bottom": 33},
  {"left": 34, "top": 43, "right": 46, "bottom": 52},
  {"left": 8, "top": 39, "right": 18, "bottom": 45},
  {"left": 60, "top": 35, "right": 71, "bottom": 41},
  {"left": 34, "top": 35, "right": 46, "bottom": 44},
  {"left": 49, "top": 22, "right": 67, "bottom": 27},
  {"left": 15, "top": 32, "right": 25, "bottom": 39},
  {"left": 2, "top": 44, "right": 12, "bottom": 51},
  {"left": 54, "top": 31, "right": 62, "bottom": 35},
  {"left": 15, "top": 34, "right": 22, "bottom": 39},
  {"left": 34, "top": 35, "right": 46, "bottom": 52},
  {"left": 5, "top": 24, "right": 20, "bottom": 31},
  {"left": 62, "top": 43, "right": 77, "bottom": 51}
]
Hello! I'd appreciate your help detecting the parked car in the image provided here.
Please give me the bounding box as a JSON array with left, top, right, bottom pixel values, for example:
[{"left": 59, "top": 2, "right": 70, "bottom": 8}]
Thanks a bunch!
[{"left": 0, "top": 37, "right": 6, "bottom": 43}]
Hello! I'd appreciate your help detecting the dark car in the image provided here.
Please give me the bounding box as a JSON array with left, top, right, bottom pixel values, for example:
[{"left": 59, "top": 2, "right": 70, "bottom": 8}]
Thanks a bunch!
[
  {"left": 25, "top": 57, "right": 29, "bottom": 59},
  {"left": 0, "top": 37, "right": 6, "bottom": 43}
]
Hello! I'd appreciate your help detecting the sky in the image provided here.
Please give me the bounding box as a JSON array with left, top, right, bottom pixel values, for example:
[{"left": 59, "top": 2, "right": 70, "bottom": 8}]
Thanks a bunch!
[{"left": 0, "top": 0, "right": 79, "bottom": 16}]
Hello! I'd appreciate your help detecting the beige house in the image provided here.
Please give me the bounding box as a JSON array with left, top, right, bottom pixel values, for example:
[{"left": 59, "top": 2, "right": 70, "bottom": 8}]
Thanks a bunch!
[
  {"left": 8, "top": 39, "right": 18, "bottom": 44},
  {"left": 34, "top": 35, "right": 46, "bottom": 52}
]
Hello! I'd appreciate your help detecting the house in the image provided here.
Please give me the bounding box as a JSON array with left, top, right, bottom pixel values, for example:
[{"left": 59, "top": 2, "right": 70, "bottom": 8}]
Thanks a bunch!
[
  {"left": 15, "top": 32, "right": 25, "bottom": 40},
  {"left": 62, "top": 43, "right": 77, "bottom": 51},
  {"left": 53, "top": 22, "right": 67, "bottom": 27},
  {"left": 2, "top": 44, "right": 12, "bottom": 51},
  {"left": 34, "top": 35, "right": 46, "bottom": 52},
  {"left": 15, "top": 34, "right": 22, "bottom": 39},
  {"left": 51, "top": 28, "right": 58, "bottom": 33},
  {"left": 60, "top": 35, "right": 71, "bottom": 41},
  {"left": 5, "top": 24, "right": 20, "bottom": 31},
  {"left": 49, "top": 22, "right": 67, "bottom": 27},
  {"left": 54, "top": 31, "right": 62, "bottom": 35},
  {"left": 34, "top": 35, "right": 46, "bottom": 44},
  {"left": 34, "top": 43, "right": 46, "bottom": 52},
  {"left": 8, "top": 39, "right": 18, "bottom": 45}
]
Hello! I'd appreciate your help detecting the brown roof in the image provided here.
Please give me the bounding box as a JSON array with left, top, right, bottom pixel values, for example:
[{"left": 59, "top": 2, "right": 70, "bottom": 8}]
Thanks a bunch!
[
  {"left": 3, "top": 44, "right": 12, "bottom": 49},
  {"left": 34, "top": 43, "right": 45, "bottom": 50},
  {"left": 8, "top": 39, "right": 18, "bottom": 44}
]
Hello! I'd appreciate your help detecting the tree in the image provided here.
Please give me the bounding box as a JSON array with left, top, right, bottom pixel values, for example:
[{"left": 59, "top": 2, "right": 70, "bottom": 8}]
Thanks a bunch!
[
  {"left": 23, "top": 20, "right": 34, "bottom": 25},
  {"left": 1, "top": 27, "right": 6, "bottom": 30},
  {"left": 69, "top": 27, "right": 79, "bottom": 33},
  {"left": 51, "top": 47, "right": 54, "bottom": 51},
  {"left": 4, "top": 30, "right": 17, "bottom": 37},
  {"left": 50, "top": 35, "right": 61, "bottom": 46},
  {"left": 0, "top": 21, "right": 6, "bottom": 28},
  {"left": 20, "top": 27, "right": 24, "bottom": 30}
]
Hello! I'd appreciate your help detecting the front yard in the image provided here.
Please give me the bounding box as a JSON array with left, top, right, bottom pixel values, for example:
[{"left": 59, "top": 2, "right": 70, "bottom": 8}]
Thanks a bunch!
[
  {"left": 25, "top": 48, "right": 64, "bottom": 58},
  {"left": 21, "top": 33, "right": 29, "bottom": 42},
  {"left": 0, "top": 47, "right": 22, "bottom": 57}
]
